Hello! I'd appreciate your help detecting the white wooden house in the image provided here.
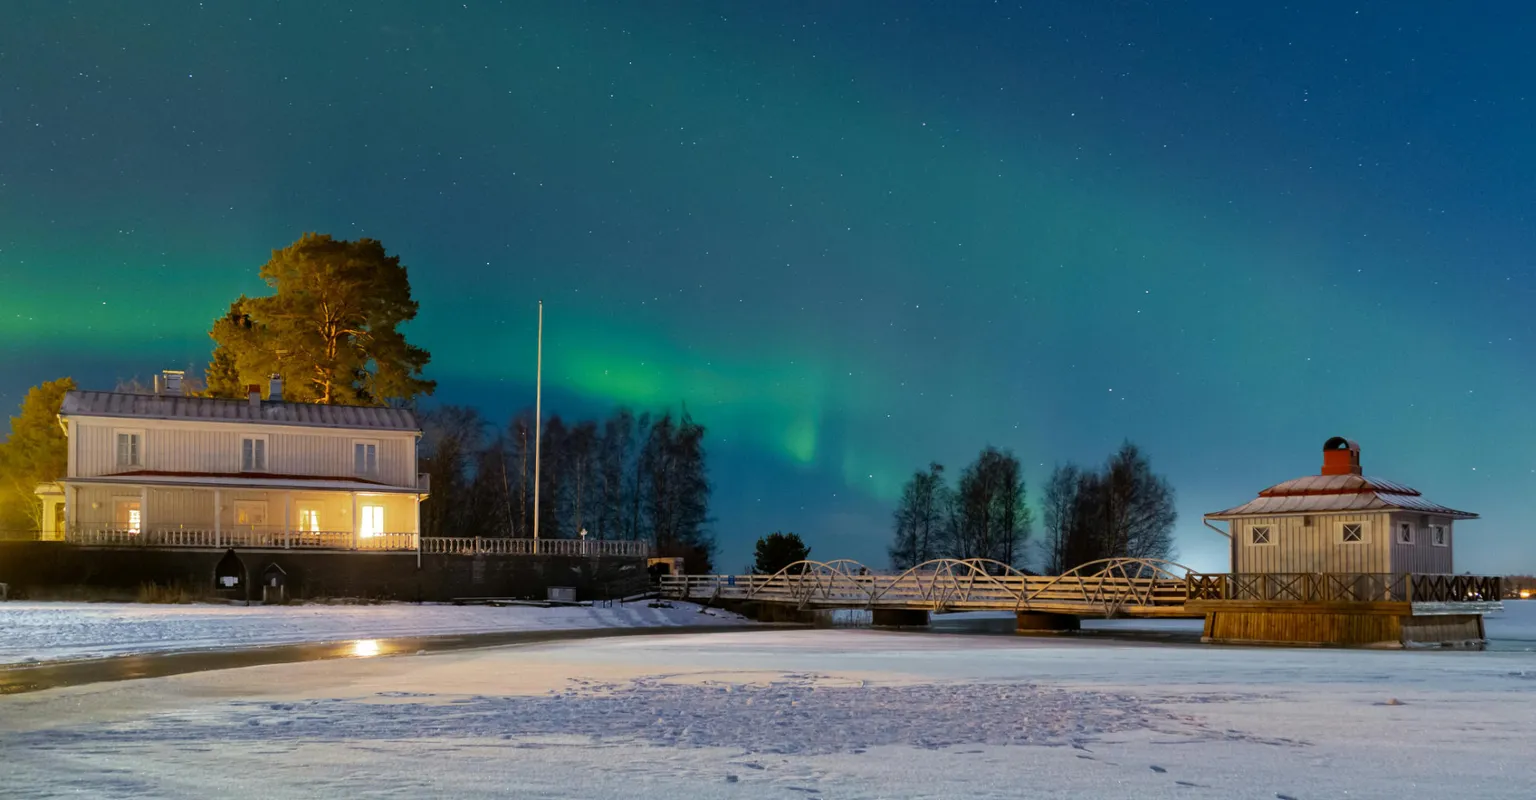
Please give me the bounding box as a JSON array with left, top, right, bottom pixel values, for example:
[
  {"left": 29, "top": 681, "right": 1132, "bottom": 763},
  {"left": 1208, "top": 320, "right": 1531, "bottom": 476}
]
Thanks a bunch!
[
  {"left": 39, "top": 374, "right": 428, "bottom": 550},
  {"left": 1204, "top": 437, "right": 1476, "bottom": 575}
]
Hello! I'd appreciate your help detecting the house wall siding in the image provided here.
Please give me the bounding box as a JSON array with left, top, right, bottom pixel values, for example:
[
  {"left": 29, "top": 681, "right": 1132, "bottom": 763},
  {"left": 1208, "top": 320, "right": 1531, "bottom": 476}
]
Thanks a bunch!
[
  {"left": 71, "top": 418, "right": 417, "bottom": 488},
  {"left": 1386, "top": 513, "right": 1455, "bottom": 574},
  {"left": 1232, "top": 512, "right": 1390, "bottom": 573},
  {"left": 71, "top": 485, "right": 417, "bottom": 533}
]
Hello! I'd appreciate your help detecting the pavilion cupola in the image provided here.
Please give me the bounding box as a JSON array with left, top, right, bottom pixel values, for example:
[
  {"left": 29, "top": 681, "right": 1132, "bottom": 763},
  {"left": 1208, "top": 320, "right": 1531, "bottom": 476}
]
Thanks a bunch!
[{"left": 1320, "top": 436, "right": 1362, "bottom": 476}]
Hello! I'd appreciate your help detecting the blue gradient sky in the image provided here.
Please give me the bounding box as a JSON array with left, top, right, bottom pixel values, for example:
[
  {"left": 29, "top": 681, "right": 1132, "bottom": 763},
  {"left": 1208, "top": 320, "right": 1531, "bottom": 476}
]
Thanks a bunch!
[{"left": 3, "top": 1, "right": 1533, "bottom": 573}]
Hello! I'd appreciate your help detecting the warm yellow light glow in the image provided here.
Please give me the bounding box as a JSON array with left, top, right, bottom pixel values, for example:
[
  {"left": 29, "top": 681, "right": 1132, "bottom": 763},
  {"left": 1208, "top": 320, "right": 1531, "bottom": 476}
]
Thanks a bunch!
[
  {"left": 1521, "top": 590, "right": 1532, "bottom": 600},
  {"left": 352, "top": 639, "right": 381, "bottom": 658}
]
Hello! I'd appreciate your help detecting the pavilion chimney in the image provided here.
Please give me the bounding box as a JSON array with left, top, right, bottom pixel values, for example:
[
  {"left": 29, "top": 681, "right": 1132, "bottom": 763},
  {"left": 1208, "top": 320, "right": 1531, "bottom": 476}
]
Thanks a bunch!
[
  {"left": 1321, "top": 437, "right": 1362, "bottom": 476},
  {"left": 269, "top": 374, "right": 283, "bottom": 402},
  {"left": 247, "top": 384, "right": 261, "bottom": 411}
]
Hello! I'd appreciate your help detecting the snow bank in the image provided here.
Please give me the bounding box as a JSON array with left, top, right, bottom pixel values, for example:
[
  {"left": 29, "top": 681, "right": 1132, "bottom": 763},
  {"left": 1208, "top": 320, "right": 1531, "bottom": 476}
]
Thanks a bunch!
[{"left": 0, "top": 600, "right": 747, "bottom": 666}]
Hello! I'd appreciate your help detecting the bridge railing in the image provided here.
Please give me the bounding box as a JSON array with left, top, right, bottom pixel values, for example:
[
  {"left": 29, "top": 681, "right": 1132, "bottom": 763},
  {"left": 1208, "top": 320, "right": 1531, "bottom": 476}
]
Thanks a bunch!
[
  {"left": 1186, "top": 573, "right": 1502, "bottom": 604},
  {"left": 660, "top": 563, "right": 1192, "bottom": 613},
  {"left": 666, "top": 566, "right": 1505, "bottom": 612}
]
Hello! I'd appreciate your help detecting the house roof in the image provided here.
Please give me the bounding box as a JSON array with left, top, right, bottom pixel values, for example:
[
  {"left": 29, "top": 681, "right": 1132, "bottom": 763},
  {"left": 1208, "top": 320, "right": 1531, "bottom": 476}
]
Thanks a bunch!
[
  {"left": 60, "top": 391, "right": 420, "bottom": 433},
  {"left": 1206, "top": 473, "right": 1477, "bottom": 519}
]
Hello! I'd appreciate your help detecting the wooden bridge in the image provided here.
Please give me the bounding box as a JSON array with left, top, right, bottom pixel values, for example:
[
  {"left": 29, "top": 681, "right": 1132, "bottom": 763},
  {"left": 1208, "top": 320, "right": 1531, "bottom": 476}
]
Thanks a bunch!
[
  {"left": 659, "top": 558, "right": 1503, "bottom": 622},
  {"left": 661, "top": 558, "right": 1204, "bottom": 619}
]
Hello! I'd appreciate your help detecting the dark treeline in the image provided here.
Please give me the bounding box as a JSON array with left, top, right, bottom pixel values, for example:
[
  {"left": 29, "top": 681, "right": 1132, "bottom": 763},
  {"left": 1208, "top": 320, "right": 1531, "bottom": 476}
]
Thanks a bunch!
[
  {"left": 890, "top": 441, "right": 1177, "bottom": 574},
  {"left": 1039, "top": 442, "right": 1177, "bottom": 574},
  {"left": 888, "top": 445, "right": 1034, "bottom": 570},
  {"left": 420, "top": 406, "right": 714, "bottom": 572}
]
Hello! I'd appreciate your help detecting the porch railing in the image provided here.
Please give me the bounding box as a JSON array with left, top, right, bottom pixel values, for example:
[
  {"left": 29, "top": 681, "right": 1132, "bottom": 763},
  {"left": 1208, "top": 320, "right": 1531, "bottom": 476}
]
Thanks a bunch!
[
  {"left": 1185, "top": 573, "right": 1501, "bottom": 604},
  {"left": 66, "top": 527, "right": 420, "bottom": 551},
  {"left": 60, "top": 527, "right": 650, "bottom": 557}
]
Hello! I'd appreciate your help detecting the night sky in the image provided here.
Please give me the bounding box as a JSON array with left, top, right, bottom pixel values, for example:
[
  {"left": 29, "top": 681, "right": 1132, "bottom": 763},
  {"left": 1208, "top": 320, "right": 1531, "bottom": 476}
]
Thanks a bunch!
[{"left": 3, "top": 2, "right": 1534, "bottom": 573}]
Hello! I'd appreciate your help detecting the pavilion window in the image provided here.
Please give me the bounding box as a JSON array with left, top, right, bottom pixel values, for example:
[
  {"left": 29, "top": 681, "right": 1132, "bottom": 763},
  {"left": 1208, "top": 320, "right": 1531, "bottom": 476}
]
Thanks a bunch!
[{"left": 1340, "top": 523, "right": 1364, "bottom": 544}]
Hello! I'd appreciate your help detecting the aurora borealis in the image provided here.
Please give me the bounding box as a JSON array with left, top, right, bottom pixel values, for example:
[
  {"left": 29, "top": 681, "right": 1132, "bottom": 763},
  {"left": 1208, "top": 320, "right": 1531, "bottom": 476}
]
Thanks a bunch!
[{"left": 3, "top": 2, "right": 1534, "bottom": 573}]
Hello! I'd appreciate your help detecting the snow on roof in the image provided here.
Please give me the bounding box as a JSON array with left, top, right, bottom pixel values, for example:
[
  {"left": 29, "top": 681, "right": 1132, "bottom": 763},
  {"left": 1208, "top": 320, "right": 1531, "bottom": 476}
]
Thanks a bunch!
[
  {"left": 60, "top": 391, "right": 419, "bottom": 432},
  {"left": 1206, "top": 472, "right": 1477, "bottom": 519}
]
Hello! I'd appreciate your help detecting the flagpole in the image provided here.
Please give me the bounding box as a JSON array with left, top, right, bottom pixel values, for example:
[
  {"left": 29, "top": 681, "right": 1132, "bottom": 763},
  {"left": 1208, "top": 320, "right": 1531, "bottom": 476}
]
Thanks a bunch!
[{"left": 532, "top": 300, "right": 543, "bottom": 555}]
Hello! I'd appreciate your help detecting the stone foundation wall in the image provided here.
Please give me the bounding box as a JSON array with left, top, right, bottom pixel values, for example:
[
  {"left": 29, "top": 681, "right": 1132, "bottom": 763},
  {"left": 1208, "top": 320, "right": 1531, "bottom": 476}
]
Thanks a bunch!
[{"left": 0, "top": 542, "right": 648, "bottom": 602}]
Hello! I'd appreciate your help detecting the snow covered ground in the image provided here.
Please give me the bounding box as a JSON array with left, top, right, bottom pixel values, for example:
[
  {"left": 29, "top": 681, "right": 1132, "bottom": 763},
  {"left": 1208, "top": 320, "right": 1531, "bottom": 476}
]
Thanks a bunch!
[
  {"left": 0, "top": 600, "right": 748, "bottom": 665},
  {"left": 1, "top": 601, "right": 1533, "bottom": 798}
]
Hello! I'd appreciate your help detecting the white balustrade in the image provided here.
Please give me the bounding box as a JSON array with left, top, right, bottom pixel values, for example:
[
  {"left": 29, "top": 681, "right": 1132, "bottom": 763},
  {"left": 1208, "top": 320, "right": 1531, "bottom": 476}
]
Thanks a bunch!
[{"left": 62, "top": 527, "right": 648, "bottom": 558}]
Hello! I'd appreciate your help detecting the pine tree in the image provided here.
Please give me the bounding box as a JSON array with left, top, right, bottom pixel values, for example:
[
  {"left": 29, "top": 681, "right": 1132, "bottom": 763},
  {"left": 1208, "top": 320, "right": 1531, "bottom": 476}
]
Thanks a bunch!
[
  {"left": 0, "top": 378, "right": 75, "bottom": 532},
  {"left": 753, "top": 532, "right": 810, "bottom": 574},
  {"left": 205, "top": 234, "right": 435, "bottom": 405}
]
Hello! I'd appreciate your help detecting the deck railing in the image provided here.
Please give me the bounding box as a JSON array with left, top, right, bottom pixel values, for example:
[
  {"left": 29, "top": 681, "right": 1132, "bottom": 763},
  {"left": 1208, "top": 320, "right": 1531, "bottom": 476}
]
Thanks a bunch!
[
  {"left": 57, "top": 527, "right": 649, "bottom": 557},
  {"left": 66, "top": 527, "right": 419, "bottom": 551},
  {"left": 1186, "top": 573, "right": 1501, "bottom": 604},
  {"left": 419, "top": 537, "right": 651, "bottom": 558}
]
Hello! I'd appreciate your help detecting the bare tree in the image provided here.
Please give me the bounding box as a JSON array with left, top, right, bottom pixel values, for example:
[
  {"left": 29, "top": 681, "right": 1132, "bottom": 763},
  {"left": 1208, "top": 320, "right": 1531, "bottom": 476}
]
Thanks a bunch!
[
  {"left": 889, "top": 463, "right": 949, "bottom": 569},
  {"left": 1103, "top": 442, "right": 1177, "bottom": 562},
  {"left": 953, "top": 446, "right": 1031, "bottom": 568},
  {"left": 418, "top": 406, "right": 485, "bottom": 538},
  {"left": 1039, "top": 464, "right": 1080, "bottom": 574}
]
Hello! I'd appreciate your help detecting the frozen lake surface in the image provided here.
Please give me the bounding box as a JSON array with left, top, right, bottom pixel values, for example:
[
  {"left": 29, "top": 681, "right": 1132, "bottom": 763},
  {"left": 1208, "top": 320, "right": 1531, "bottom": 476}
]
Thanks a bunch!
[
  {"left": 2, "top": 599, "right": 1530, "bottom": 666},
  {"left": 1, "top": 602, "right": 1533, "bottom": 798},
  {"left": 0, "top": 600, "right": 749, "bottom": 665}
]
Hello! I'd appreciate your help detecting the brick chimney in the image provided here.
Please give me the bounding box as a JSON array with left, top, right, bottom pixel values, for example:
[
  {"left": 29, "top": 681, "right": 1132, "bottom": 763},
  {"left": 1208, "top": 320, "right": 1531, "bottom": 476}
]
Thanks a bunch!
[
  {"left": 1321, "top": 436, "right": 1361, "bottom": 476},
  {"left": 247, "top": 384, "right": 261, "bottom": 411}
]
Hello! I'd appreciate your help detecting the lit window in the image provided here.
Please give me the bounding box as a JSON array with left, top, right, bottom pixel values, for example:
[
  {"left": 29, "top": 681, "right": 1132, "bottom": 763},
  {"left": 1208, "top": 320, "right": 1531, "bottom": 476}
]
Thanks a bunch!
[
  {"left": 1397, "top": 523, "right": 1413, "bottom": 545},
  {"left": 354, "top": 442, "right": 378, "bottom": 476},
  {"left": 241, "top": 437, "right": 266, "bottom": 471},
  {"left": 1341, "top": 523, "right": 1364, "bottom": 543},
  {"left": 114, "top": 499, "right": 142, "bottom": 533},
  {"left": 1432, "top": 525, "right": 1448, "bottom": 547},
  {"left": 1250, "top": 525, "right": 1272, "bottom": 545},
  {"left": 360, "top": 505, "right": 384, "bottom": 538},
  {"left": 299, "top": 508, "right": 321, "bottom": 532},
  {"left": 115, "top": 432, "right": 142, "bottom": 467},
  {"left": 234, "top": 501, "right": 267, "bottom": 528}
]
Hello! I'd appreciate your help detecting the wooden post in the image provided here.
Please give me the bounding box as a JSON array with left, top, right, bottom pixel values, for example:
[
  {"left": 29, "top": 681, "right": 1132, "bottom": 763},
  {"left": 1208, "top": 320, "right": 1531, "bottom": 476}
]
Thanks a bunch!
[
  {"left": 213, "top": 488, "right": 221, "bottom": 548},
  {"left": 140, "top": 485, "right": 148, "bottom": 538},
  {"left": 351, "top": 492, "right": 359, "bottom": 550},
  {"left": 284, "top": 492, "right": 292, "bottom": 549}
]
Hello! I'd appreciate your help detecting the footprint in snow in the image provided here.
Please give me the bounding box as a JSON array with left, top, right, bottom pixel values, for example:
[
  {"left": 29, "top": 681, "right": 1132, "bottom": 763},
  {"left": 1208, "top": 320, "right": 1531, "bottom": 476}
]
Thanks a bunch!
[
  {"left": 1149, "top": 765, "right": 1167, "bottom": 773},
  {"left": 1277, "top": 795, "right": 1299, "bottom": 800}
]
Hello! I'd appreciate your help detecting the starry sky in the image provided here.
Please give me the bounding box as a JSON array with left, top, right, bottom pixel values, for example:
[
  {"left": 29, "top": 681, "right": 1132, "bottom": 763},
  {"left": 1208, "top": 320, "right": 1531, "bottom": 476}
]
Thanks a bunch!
[{"left": 3, "top": 1, "right": 1534, "bottom": 574}]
